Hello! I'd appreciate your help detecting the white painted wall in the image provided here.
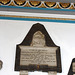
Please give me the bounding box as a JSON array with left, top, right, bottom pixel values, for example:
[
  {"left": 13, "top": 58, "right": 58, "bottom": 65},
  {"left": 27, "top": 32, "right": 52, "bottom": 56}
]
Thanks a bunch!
[
  {"left": 0, "top": 19, "right": 75, "bottom": 75},
  {"left": 1, "top": 11, "right": 75, "bottom": 19}
]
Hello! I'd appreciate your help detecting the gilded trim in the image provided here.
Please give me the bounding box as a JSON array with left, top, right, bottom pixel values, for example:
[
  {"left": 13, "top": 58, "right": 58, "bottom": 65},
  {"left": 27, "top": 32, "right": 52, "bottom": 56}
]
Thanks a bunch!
[
  {"left": 0, "top": 0, "right": 75, "bottom": 9},
  {"left": 0, "top": 15, "right": 75, "bottom": 21}
]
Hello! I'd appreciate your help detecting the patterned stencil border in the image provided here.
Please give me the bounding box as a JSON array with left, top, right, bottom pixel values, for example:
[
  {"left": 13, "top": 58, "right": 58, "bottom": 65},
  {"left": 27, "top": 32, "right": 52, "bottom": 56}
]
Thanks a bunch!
[{"left": 0, "top": 0, "right": 75, "bottom": 9}]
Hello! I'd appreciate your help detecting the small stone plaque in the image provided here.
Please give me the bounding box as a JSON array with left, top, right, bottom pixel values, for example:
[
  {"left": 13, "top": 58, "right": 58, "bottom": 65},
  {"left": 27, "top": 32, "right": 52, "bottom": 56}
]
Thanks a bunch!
[
  {"left": 15, "top": 23, "right": 62, "bottom": 75},
  {"left": 68, "top": 58, "right": 75, "bottom": 75},
  {"left": 73, "top": 62, "right": 75, "bottom": 72},
  {"left": 0, "top": 60, "right": 3, "bottom": 70}
]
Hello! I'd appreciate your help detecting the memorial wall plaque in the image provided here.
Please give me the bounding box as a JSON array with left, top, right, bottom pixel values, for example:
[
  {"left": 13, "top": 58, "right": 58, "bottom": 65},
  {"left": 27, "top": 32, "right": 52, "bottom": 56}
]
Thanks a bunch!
[
  {"left": 0, "top": 60, "right": 3, "bottom": 70},
  {"left": 68, "top": 58, "right": 75, "bottom": 75},
  {"left": 15, "top": 23, "right": 62, "bottom": 75}
]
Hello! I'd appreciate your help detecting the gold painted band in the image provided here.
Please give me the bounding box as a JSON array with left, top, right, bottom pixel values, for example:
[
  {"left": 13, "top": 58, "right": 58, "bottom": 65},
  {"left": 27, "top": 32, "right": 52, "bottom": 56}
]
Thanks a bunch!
[{"left": 0, "top": 15, "right": 75, "bottom": 21}]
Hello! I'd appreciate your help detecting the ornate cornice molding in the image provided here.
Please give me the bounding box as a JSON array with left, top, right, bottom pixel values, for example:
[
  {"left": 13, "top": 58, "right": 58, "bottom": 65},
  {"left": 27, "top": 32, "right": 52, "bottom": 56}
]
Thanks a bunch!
[{"left": 0, "top": 0, "right": 75, "bottom": 9}]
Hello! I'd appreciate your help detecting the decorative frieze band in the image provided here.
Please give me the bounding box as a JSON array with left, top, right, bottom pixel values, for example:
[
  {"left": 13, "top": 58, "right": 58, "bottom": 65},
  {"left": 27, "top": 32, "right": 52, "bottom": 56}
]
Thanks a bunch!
[{"left": 0, "top": 0, "right": 75, "bottom": 9}]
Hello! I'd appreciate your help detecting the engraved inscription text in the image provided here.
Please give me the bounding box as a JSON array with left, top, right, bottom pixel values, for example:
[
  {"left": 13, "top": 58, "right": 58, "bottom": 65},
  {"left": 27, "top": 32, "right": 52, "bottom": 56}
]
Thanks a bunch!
[{"left": 19, "top": 46, "right": 57, "bottom": 66}]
